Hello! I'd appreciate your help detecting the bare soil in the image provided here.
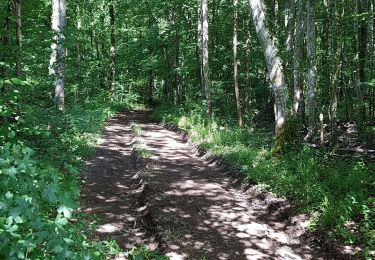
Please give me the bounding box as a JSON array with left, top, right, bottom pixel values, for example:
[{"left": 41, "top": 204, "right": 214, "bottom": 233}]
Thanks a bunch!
[{"left": 81, "top": 110, "right": 356, "bottom": 260}]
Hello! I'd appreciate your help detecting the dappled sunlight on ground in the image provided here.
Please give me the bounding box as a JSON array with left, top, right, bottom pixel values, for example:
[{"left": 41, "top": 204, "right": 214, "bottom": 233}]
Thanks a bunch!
[{"left": 81, "top": 110, "right": 327, "bottom": 259}]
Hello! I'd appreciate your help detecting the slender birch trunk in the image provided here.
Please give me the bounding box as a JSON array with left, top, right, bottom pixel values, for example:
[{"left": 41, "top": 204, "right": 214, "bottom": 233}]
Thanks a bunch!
[
  {"left": 172, "top": 11, "right": 181, "bottom": 105},
  {"left": 321, "top": 0, "right": 330, "bottom": 110},
  {"left": 244, "top": 12, "right": 253, "bottom": 115},
  {"left": 233, "top": 0, "right": 243, "bottom": 127},
  {"left": 202, "top": 0, "right": 211, "bottom": 116},
  {"left": 330, "top": 0, "right": 339, "bottom": 148},
  {"left": 358, "top": 0, "right": 367, "bottom": 83},
  {"left": 175, "top": 29, "right": 181, "bottom": 105},
  {"left": 369, "top": 0, "right": 374, "bottom": 79},
  {"left": 273, "top": 0, "right": 279, "bottom": 30},
  {"left": 49, "top": 0, "right": 66, "bottom": 112},
  {"left": 248, "top": 0, "right": 290, "bottom": 134},
  {"left": 285, "top": 0, "right": 295, "bottom": 86},
  {"left": 293, "top": 0, "right": 304, "bottom": 117},
  {"left": 355, "top": 0, "right": 364, "bottom": 128},
  {"left": 99, "top": 15, "right": 105, "bottom": 88},
  {"left": 197, "top": 0, "right": 204, "bottom": 95},
  {"left": 15, "top": 0, "right": 22, "bottom": 76},
  {"left": 306, "top": 0, "right": 316, "bottom": 139},
  {"left": 109, "top": 1, "right": 116, "bottom": 96}
]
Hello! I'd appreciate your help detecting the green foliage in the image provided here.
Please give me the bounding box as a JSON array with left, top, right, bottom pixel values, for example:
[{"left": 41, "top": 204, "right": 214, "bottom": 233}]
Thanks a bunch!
[
  {"left": 0, "top": 75, "right": 134, "bottom": 258},
  {"left": 131, "top": 123, "right": 142, "bottom": 136},
  {"left": 153, "top": 105, "right": 374, "bottom": 254},
  {"left": 127, "top": 244, "right": 169, "bottom": 260},
  {"left": 0, "top": 142, "right": 119, "bottom": 258},
  {"left": 134, "top": 148, "right": 153, "bottom": 160}
]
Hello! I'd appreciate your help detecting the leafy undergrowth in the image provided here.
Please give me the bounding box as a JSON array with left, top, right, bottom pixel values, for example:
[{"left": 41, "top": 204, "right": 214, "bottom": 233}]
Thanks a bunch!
[
  {"left": 153, "top": 104, "right": 374, "bottom": 258},
  {"left": 0, "top": 77, "right": 142, "bottom": 259},
  {"left": 128, "top": 244, "right": 168, "bottom": 260}
]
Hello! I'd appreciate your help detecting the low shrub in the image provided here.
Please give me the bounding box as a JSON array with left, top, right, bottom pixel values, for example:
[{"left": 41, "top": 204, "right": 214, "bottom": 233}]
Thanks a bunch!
[{"left": 0, "top": 78, "right": 128, "bottom": 259}]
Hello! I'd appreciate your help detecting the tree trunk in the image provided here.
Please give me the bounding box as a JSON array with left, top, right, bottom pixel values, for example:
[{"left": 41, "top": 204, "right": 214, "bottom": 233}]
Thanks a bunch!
[
  {"left": 248, "top": 0, "right": 290, "bottom": 134},
  {"left": 148, "top": 73, "right": 154, "bottom": 104},
  {"left": 15, "top": 0, "right": 22, "bottom": 77},
  {"left": 293, "top": 0, "right": 304, "bottom": 118},
  {"left": 358, "top": 0, "right": 367, "bottom": 83},
  {"left": 355, "top": 0, "right": 364, "bottom": 128},
  {"left": 109, "top": 1, "right": 116, "bottom": 96},
  {"left": 330, "top": 0, "right": 339, "bottom": 148},
  {"left": 319, "top": 113, "right": 324, "bottom": 146},
  {"left": 49, "top": 0, "right": 66, "bottom": 112},
  {"left": 1, "top": 0, "right": 13, "bottom": 46},
  {"left": 0, "top": 0, "right": 14, "bottom": 78},
  {"left": 76, "top": 6, "right": 82, "bottom": 69},
  {"left": 245, "top": 14, "right": 252, "bottom": 115},
  {"left": 306, "top": 0, "right": 316, "bottom": 139},
  {"left": 197, "top": 0, "right": 204, "bottom": 96},
  {"left": 175, "top": 30, "right": 181, "bottom": 105},
  {"left": 172, "top": 18, "right": 181, "bottom": 105},
  {"left": 273, "top": 0, "right": 279, "bottom": 31},
  {"left": 201, "top": 0, "right": 211, "bottom": 116},
  {"left": 99, "top": 15, "right": 106, "bottom": 88},
  {"left": 285, "top": 0, "right": 295, "bottom": 86},
  {"left": 211, "top": 0, "right": 219, "bottom": 71},
  {"left": 233, "top": 0, "right": 243, "bottom": 127},
  {"left": 320, "top": 0, "right": 330, "bottom": 111},
  {"left": 369, "top": 0, "right": 374, "bottom": 80}
]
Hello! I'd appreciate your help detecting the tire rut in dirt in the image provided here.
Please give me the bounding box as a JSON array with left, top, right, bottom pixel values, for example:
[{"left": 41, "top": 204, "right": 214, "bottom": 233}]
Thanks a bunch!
[{"left": 130, "top": 138, "right": 166, "bottom": 252}]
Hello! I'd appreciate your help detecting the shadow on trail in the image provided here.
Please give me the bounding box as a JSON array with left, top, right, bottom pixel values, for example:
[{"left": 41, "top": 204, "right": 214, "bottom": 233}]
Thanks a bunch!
[{"left": 81, "top": 110, "right": 335, "bottom": 260}]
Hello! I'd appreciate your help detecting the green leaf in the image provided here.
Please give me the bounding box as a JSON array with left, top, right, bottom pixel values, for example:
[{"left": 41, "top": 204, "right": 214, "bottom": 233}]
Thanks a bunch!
[
  {"left": 14, "top": 216, "right": 24, "bottom": 224},
  {"left": 17, "top": 250, "right": 25, "bottom": 259},
  {"left": 10, "top": 232, "right": 21, "bottom": 238},
  {"left": 54, "top": 245, "right": 64, "bottom": 253},
  {"left": 5, "top": 191, "right": 13, "bottom": 199},
  {"left": 63, "top": 238, "right": 73, "bottom": 244},
  {"left": 8, "top": 131, "right": 16, "bottom": 139},
  {"left": 42, "top": 185, "right": 58, "bottom": 203},
  {"left": 21, "top": 147, "right": 33, "bottom": 155},
  {"left": 57, "top": 205, "right": 73, "bottom": 218},
  {"left": 55, "top": 215, "right": 68, "bottom": 229},
  {"left": 36, "top": 230, "right": 49, "bottom": 243},
  {"left": 0, "top": 201, "right": 7, "bottom": 210},
  {"left": 10, "top": 78, "right": 24, "bottom": 85},
  {"left": 8, "top": 224, "right": 19, "bottom": 233},
  {"left": 0, "top": 62, "right": 10, "bottom": 68}
]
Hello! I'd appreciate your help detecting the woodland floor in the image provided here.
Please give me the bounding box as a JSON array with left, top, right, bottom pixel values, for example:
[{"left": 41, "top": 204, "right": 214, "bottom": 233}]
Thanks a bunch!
[{"left": 80, "top": 110, "right": 354, "bottom": 260}]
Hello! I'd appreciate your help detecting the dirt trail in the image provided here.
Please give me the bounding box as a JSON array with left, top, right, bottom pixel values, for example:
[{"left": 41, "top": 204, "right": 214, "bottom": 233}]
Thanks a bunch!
[{"left": 81, "top": 110, "right": 341, "bottom": 260}]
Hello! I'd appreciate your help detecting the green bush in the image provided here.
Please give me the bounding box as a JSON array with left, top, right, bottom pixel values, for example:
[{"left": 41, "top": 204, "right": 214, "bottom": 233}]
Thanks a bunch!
[
  {"left": 0, "top": 78, "right": 124, "bottom": 258},
  {"left": 0, "top": 142, "right": 96, "bottom": 259},
  {"left": 127, "top": 244, "right": 169, "bottom": 260}
]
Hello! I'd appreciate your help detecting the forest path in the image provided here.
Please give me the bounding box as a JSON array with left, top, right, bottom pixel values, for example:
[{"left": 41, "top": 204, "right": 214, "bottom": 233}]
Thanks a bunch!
[{"left": 81, "top": 110, "right": 329, "bottom": 260}]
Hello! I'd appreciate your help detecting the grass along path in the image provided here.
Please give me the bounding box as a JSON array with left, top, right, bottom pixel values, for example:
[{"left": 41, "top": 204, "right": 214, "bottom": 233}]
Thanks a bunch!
[{"left": 152, "top": 105, "right": 374, "bottom": 259}]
